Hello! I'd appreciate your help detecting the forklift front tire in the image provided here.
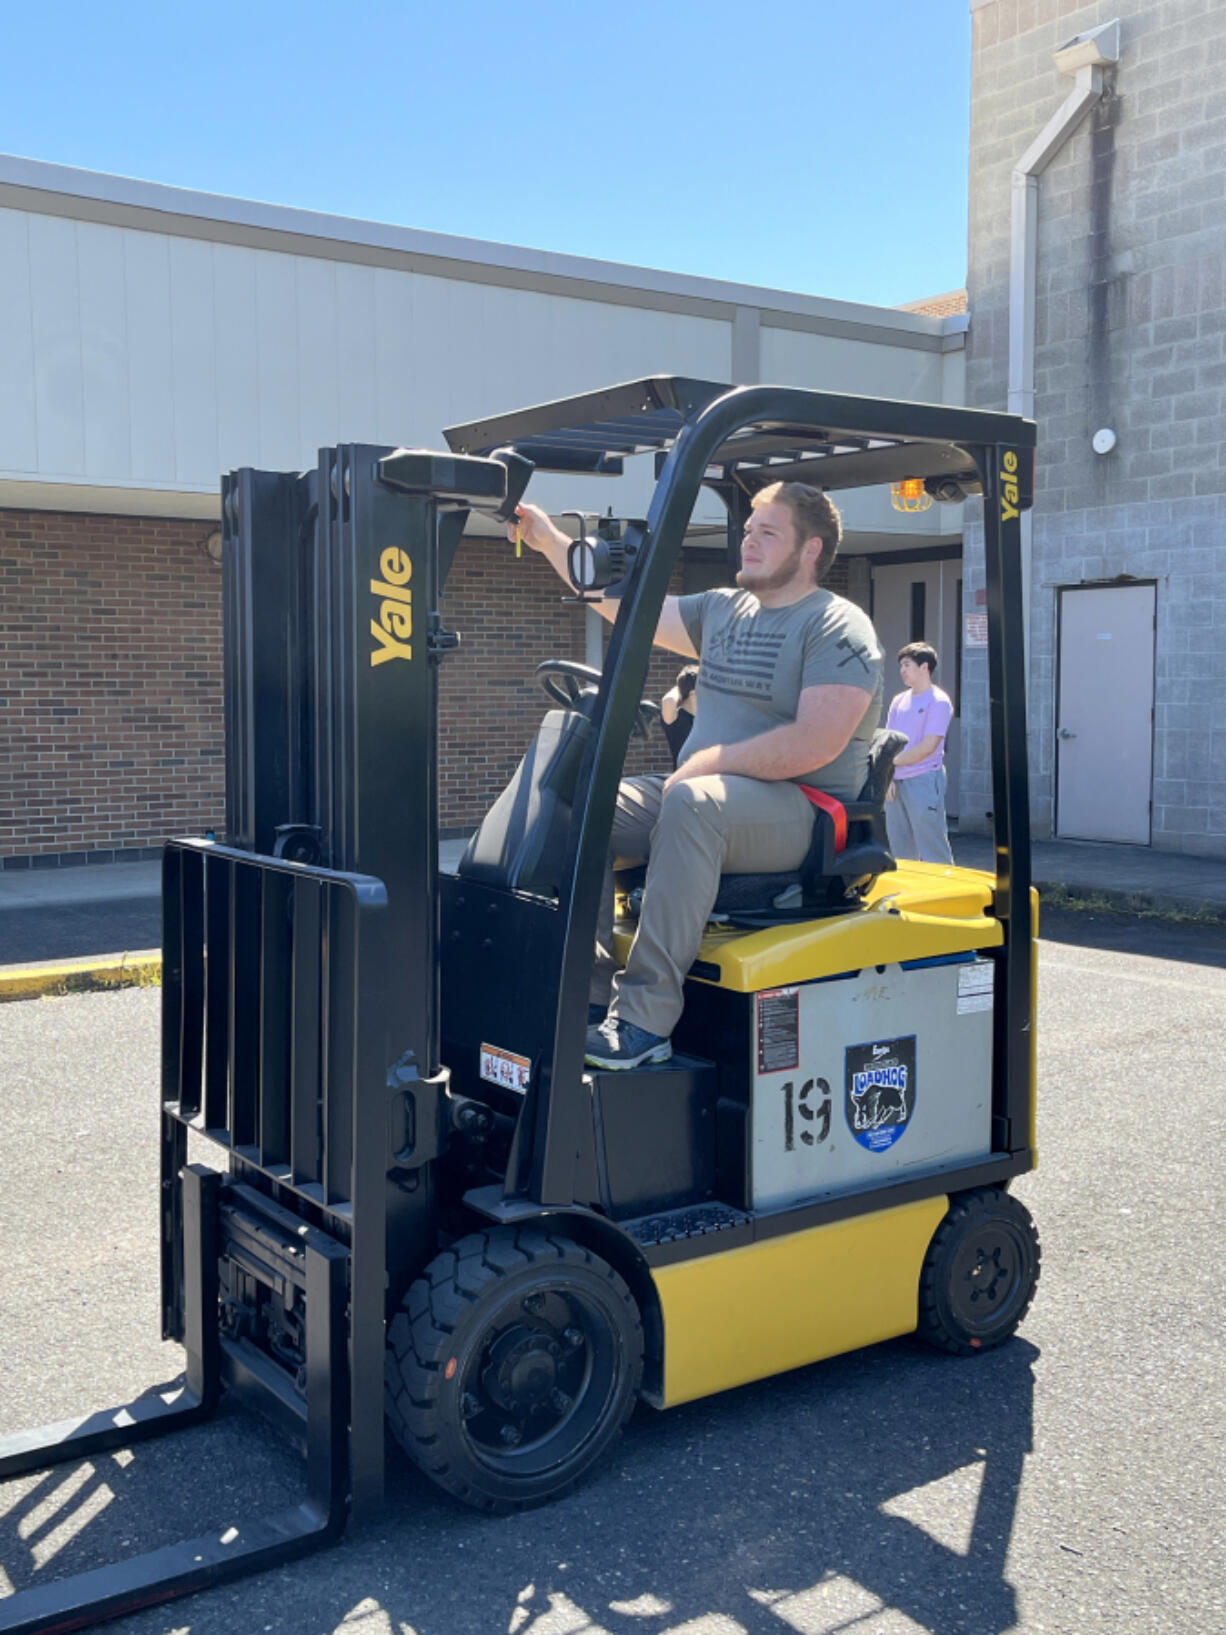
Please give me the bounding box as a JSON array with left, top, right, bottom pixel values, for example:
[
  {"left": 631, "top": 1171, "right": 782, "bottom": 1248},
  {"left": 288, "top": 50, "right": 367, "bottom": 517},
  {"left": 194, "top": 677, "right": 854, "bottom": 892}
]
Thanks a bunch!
[
  {"left": 385, "top": 1227, "right": 643, "bottom": 1512},
  {"left": 915, "top": 1187, "right": 1040, "bottom": 1357}
]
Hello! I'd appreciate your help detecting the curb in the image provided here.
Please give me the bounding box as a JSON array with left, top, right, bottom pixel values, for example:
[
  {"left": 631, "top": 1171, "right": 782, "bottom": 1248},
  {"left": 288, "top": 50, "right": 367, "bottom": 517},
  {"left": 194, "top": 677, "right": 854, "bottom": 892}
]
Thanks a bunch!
[
  {"left": 1035, "top": 881, "right": 1226, "bottom": 924},
  {"left": 0, "top": 950, "right": 162, "bottom": 1003}
]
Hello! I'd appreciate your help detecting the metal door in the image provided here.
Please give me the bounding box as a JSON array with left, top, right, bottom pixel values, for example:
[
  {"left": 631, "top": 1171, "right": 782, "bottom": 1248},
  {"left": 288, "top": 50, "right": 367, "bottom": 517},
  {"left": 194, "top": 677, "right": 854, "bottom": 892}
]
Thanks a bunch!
[
  {"left": 1056, "top": 583, "right": 1155, "bottom": 844},
  {"left": 871, "top": 557, "right": 961, "bottom": 815}
]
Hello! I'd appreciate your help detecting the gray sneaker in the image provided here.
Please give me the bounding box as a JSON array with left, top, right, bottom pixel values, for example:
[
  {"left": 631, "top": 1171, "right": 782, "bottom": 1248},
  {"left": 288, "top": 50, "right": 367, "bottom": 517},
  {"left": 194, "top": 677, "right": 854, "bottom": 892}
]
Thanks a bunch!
[{"left": 584, "top": 1016, "right": 672, "bottom": 1071}]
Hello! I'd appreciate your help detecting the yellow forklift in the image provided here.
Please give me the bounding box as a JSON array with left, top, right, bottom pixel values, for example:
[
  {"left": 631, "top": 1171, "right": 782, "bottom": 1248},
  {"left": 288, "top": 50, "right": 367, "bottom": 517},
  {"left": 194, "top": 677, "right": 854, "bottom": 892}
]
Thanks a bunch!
[{"left": 0, "top": 378, "right": 1038, "bottom": 1632}]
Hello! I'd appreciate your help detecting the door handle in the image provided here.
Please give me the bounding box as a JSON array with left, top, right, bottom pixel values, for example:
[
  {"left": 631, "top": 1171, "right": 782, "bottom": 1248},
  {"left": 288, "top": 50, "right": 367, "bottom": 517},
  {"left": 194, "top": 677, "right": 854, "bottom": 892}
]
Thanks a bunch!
[{"left": 1058, "top": 727, "right": 1076, "bottom": 740}]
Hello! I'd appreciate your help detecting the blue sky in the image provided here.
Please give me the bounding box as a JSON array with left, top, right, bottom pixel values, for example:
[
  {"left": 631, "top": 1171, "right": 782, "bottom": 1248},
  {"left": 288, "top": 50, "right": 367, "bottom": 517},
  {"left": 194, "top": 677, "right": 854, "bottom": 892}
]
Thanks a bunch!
[{"left": 4, "top": 0, "right": 971, "bottom": 308}]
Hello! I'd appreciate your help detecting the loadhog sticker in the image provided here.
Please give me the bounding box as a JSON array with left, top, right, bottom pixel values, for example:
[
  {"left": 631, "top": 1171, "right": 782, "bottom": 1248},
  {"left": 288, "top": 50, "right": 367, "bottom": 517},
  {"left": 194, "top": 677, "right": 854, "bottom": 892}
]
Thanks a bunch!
[
  {"left": 479, "top": 1043, "right": 531, "bottom": 1093},
  {"left": 845, "top": 1036, "right": 916, "bottom": 1152}
]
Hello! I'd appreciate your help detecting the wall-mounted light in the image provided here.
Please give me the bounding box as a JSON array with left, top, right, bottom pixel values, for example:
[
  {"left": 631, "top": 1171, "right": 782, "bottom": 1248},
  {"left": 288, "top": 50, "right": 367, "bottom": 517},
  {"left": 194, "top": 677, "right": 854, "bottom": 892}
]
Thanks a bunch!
[
  {"left": 1091, "top": 428, "right": 1117, "bottom": 455},
  {"left": 200, "top": 528, "right": 223, "bottom": 567}
]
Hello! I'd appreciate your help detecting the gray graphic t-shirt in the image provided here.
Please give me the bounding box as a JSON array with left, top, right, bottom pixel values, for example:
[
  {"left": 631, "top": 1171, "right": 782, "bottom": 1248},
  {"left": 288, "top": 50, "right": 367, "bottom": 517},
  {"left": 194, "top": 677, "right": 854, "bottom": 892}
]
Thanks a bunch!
[{"left": 676, "top": 586, "right": 883, "bottom": 800}]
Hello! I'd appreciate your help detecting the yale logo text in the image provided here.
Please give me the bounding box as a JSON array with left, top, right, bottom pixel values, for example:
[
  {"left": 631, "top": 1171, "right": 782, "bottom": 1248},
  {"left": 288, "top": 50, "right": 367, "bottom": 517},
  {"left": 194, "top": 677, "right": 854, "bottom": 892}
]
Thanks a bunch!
[
  {"left": 370, "top": 547, "right": 413, "bottom": 666},
  {"left": 1000, "top": 450, "right": 1020, "bottom": 523}
]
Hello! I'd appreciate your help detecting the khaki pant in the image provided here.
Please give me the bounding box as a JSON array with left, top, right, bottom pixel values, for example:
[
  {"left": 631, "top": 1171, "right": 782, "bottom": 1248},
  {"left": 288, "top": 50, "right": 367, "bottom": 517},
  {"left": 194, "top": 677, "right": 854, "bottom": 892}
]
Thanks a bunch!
[{"left": 592, "top": 774, "right": 815, "bottom": 1038}]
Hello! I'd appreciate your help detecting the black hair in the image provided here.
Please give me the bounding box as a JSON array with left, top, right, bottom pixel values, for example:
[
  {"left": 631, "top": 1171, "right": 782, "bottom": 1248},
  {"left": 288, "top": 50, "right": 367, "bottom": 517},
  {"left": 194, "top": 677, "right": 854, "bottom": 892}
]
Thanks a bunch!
[{"left": 898, "top": 641, "right": 938, "bottom": 675}]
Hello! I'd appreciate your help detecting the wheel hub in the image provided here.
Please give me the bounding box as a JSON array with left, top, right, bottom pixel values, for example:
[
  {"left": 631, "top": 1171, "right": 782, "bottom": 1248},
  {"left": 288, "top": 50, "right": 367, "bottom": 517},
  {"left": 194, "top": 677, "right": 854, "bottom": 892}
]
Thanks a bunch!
[
  {"left": 968, "top": 1245, "right": 1009, "bottom": 1304},
  {"left": 483, "top": 1326, "right": 569, "bottom": 1415}
]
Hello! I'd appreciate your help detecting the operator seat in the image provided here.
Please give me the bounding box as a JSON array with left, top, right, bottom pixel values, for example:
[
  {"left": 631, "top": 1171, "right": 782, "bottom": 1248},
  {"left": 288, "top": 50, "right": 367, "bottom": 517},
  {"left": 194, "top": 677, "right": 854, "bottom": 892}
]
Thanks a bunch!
[
  {"left": 708, "top": 728, "right": 909, "bottom": 922},
  {"left": 612, "top": 728, "right": 910, "bottom": 927},
  {"left": 456, "top": 708, "right": 590, "bottom": 899}
]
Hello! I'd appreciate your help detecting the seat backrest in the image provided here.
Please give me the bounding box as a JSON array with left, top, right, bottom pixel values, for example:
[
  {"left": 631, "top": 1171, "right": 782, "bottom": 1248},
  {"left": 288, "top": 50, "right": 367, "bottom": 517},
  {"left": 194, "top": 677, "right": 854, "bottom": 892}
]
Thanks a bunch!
[
  {"left": 457, "top": 709, "right": 590, "bottom": 897},
  {"left": 859, "top": 728, "right": 910, "bottom": 808},
  {"left": 843, "top": 727, "right": 911, "bottom": 844}
]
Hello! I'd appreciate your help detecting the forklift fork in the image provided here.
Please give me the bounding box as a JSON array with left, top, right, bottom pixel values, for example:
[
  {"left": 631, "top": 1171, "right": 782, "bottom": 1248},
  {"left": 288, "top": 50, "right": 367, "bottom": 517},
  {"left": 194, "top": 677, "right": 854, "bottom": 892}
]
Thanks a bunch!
[{"left": 0, "top": 1167, "right": 349, "bottom": 1635}]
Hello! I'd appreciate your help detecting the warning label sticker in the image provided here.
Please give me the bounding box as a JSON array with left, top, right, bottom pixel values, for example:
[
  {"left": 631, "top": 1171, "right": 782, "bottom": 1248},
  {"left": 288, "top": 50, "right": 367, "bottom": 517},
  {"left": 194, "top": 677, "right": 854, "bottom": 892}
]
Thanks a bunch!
[
  {"left": 479, "top": 1043, "right": 531, "bottom": 1093},
  {"left": 957, "top": 960, "right": 995, "bottom": 1015},
  {"left": 757, "top": 988, "right": 800, "bottom": 1074}
]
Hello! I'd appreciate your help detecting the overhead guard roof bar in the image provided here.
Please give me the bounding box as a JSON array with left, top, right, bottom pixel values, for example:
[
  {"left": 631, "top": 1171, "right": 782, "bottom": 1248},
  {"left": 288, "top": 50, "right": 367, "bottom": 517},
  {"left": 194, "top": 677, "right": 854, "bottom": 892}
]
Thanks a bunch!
[{"left": 444, "top": 374, "right": 1027, "bottom": 489}]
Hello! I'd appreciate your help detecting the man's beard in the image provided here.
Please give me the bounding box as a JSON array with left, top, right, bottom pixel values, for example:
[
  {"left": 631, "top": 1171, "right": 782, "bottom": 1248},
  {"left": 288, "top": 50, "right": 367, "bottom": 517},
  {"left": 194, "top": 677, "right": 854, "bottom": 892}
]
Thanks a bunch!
[{"left": 737, "top": 547, "right": 808, "bottom": 594}]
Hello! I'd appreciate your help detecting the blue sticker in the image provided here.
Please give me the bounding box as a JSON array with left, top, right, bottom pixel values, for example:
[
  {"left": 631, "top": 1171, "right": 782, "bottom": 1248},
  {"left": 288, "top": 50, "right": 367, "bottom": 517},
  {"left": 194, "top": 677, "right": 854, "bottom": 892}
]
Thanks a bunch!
[{"left": 845, "top": 1036, "right": 916, "bottom": 1152}]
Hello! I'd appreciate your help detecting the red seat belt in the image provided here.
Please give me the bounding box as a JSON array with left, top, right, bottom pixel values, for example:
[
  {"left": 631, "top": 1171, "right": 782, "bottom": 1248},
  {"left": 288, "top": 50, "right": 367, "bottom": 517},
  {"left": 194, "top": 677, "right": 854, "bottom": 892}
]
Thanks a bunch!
[{"left": 800, "top": 785, "right": 847, "bottom": 853}]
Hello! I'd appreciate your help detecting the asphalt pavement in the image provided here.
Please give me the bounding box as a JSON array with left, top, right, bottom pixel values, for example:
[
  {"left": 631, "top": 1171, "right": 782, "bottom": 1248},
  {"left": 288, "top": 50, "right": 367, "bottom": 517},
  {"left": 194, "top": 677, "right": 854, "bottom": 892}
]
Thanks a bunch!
[{"left": 1, "top": 907, "right": 1224, "bottom": 1634}]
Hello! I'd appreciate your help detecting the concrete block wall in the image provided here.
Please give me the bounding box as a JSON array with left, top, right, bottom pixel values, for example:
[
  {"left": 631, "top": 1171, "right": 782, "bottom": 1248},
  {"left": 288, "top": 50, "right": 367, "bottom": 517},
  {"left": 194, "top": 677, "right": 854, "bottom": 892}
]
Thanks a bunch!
[{"left": 962, "top": 0, "right": 1226, "bottom": 854}]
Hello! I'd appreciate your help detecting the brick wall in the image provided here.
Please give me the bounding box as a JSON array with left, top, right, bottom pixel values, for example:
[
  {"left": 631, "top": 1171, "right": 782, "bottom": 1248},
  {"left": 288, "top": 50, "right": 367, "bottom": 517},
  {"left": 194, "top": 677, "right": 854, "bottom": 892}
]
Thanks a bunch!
[
  {"left": 437, "top": 538, "right": 677, "bottom": 832},
  {"left": 2, "top": 511, "right": 848, "bottom": 860},
  {"left": 962, "top": 0, "right": 1226, "bottom": 855},
  {"left": 0, "top": 515, "right": 682, "bottom": 862},
  {"left": 0, "top": 509, "right": 226, "bottom": 863}
]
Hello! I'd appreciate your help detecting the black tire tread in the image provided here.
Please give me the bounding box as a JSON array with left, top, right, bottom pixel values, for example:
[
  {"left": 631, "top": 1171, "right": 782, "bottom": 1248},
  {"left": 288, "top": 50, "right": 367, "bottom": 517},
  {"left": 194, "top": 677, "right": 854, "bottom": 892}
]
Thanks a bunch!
[
  {"left": 916, "top": 1186, "right": 1041, "bottom": 1356},
  {"left": 386, "top": 1227, "right": 642, "bottom": 1513}
]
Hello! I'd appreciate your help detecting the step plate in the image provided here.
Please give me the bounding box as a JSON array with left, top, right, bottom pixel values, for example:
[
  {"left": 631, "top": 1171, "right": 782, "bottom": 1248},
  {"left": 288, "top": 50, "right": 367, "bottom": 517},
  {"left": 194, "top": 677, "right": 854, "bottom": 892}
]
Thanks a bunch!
[{"left": 626, "top": 1202, "right": 752, "bottom": 1257}]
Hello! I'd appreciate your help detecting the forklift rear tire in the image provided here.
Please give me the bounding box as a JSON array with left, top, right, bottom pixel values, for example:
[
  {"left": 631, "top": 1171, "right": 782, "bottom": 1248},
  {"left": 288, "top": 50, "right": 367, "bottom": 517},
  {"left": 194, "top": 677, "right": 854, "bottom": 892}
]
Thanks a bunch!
[
  {"left": 915, "top": 1187, "right": 1040, "bottom": 1356},
  {"left": 385, "top": 1227, "right": 643, "bottom": 1512}
]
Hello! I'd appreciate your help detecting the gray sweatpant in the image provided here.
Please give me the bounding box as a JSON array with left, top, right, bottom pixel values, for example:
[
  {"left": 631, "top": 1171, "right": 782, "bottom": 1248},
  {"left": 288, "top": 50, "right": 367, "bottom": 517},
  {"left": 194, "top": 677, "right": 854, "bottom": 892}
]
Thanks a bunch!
[
  {"left": 885, "top": 767, "right": 953, "bottom": 865},
  {"left": 592, "top": 774, "right": 815, "bottom": 1038}
]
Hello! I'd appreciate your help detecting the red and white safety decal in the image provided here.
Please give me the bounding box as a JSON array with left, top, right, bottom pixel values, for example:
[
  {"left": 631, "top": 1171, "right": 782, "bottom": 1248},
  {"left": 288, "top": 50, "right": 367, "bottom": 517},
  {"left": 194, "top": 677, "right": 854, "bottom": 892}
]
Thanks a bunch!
[{"left": 479, "top": 1043, "right": 531, "bottom": 1093}]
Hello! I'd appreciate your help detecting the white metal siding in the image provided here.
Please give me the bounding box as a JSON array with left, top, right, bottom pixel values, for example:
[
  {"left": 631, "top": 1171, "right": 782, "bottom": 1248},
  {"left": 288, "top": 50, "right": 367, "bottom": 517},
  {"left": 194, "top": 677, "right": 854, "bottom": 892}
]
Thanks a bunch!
[
  {"left": 759, "top": 325, "right": 946, "bottom": 403},
  {"left": 0, "top": 186, "right": 963, "bottom": 545},
  {"left": 0, "top": 206, "right": 729, "bottom": 512}
]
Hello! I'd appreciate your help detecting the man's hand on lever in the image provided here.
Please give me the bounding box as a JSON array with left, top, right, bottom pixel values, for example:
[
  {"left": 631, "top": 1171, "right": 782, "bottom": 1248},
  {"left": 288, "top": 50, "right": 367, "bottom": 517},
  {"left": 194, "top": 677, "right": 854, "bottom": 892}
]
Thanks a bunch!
[
  {"left": 509, "top": 502, "right": 696, "bottom": 657},
  {"left": 509, "top": 502, "right": 570, "bottom": 571}
]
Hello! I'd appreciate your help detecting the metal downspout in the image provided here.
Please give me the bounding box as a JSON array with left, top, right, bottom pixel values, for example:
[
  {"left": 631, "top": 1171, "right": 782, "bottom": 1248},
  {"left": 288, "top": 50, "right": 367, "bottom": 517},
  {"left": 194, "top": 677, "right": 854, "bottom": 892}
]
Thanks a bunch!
[{"left": 1007, "top": 21, "right": 1119, "bottom": 675}]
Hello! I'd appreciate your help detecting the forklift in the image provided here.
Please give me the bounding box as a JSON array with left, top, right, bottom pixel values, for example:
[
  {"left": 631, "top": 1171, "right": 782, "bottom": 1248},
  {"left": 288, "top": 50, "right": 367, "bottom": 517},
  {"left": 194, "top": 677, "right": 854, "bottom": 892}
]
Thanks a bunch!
[{"left": 0, "top": 378, "right": 1039, "bottom": 1632}]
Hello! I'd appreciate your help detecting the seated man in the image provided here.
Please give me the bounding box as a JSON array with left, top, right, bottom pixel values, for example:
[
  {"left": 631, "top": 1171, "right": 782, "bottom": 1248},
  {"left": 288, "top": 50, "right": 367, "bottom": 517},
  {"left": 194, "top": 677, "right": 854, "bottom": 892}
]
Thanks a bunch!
[{"left": 511, "top": 481, "right": 882, "bottom": 1070}]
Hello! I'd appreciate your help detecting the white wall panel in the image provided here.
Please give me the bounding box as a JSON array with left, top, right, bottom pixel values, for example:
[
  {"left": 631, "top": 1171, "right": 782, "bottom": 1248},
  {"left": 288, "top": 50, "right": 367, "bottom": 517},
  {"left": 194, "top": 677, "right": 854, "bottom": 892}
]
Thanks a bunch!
[
  {"left": 123, "top": 230, "right": 176, "bottom": 482},
  {"left": 760, "top": 327, "right": 945, "bottom": 404},
  {"left": 212, "top": 243, "right": 261, "bottom": 476},
  {"left": 372, "top": 265, "right": 418, "bottom": 448},
  {"left": 28, "top": 214, "right": 85, "bottom": 476},
  {"left": 0, "top": 210, "right": 39, "bottom": 473},
  {"left": 294, "top": 257, "right": 340, "bottom": 464},
  {"left": 169, "top": 237, "right": 218, "bottom": 485},
  {"left": 253, "top": 252, "right": 299, "bottom": 471},
  {"left": 77, "top": 222, "right": 131, "bottom": 479},
  {"left": 399, "top": 274, "right": 733, "bottom": 520},
  {"left": 334, "top": 262, "right": 379, "bottom": 445},
  {"left": 1, "top": 199, "right": 959, "bottom": 529}
]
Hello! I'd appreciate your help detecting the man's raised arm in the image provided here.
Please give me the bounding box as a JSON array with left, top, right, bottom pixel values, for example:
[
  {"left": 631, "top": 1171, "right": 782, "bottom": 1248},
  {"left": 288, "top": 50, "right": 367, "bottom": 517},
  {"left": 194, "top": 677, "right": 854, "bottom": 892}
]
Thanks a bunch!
[{"left": 511, "top": 503, "right": 696, "bottom": 658}]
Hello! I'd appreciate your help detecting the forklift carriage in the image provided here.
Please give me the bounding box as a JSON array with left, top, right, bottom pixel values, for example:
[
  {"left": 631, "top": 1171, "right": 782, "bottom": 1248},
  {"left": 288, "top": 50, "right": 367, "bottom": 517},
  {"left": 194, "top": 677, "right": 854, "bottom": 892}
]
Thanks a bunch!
[{"left": 0, "top": 379, "right": 1039, "bottom": 1633}]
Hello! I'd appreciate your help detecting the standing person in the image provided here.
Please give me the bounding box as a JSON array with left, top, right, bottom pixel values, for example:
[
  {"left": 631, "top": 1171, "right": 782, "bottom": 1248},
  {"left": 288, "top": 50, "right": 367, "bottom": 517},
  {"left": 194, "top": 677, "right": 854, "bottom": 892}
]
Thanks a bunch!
[
  {"left": 510, "top": 482, "right": 883, "bottom": 1070},
  {"left": 659, "top": 663, "right": 699, "bottom": 769},
  {"left": 884, "top": 641, "right": 954, "bottom": 865}
]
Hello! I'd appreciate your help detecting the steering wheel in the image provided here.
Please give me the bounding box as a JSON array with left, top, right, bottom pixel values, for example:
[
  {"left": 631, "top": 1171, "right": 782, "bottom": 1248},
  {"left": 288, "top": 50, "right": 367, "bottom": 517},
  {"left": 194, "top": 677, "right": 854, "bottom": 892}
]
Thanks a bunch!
[
  {"left": 536, "top": 659, "right": 601, "bottom": 710},
  {"left": 535, "top": 660, "right": 661, "bottom": 741}
]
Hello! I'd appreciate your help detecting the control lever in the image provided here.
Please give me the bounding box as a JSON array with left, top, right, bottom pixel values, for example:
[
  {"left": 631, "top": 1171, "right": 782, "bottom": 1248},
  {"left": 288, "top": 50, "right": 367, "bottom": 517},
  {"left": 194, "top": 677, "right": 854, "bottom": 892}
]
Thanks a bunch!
[{"left": 488, "top": 446, "right": 535, "bottom": 524}]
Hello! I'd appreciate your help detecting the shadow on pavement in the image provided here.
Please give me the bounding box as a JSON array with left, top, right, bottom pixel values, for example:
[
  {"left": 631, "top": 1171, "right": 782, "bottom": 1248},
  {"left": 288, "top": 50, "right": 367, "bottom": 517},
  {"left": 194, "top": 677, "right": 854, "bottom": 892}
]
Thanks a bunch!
[
  {"left": 1, "top": 902, "right": 161, "bottom": 966},
  {"left": 1038, "top": 904, "right": 1226, "bottom": 970},
  {"left": 1, "top": 1337, "right": 1037, "bottom": 1635}
]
